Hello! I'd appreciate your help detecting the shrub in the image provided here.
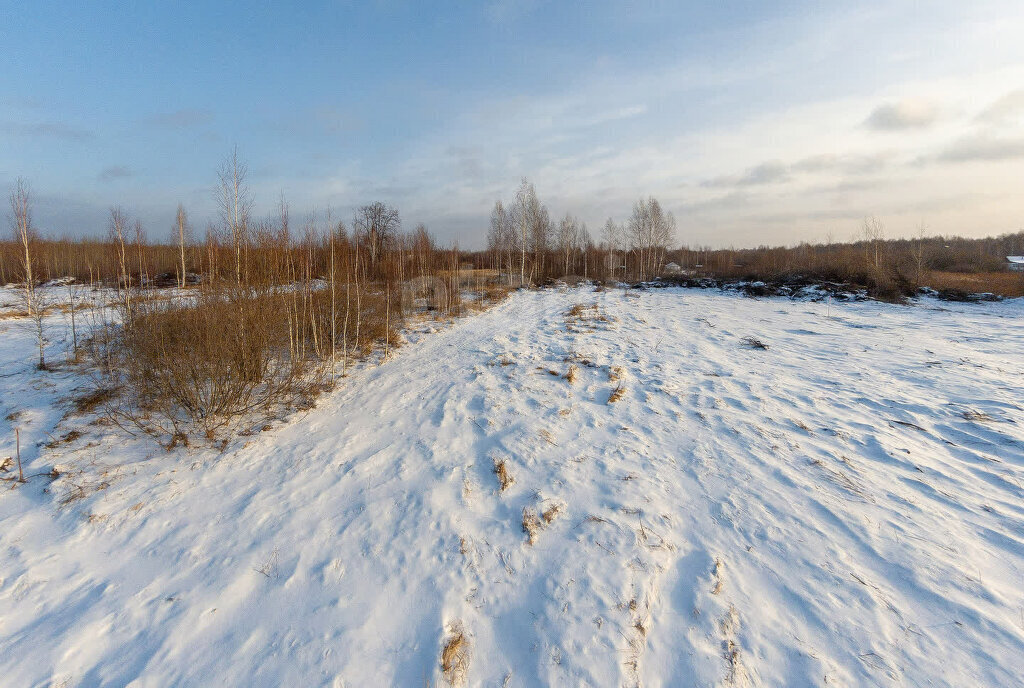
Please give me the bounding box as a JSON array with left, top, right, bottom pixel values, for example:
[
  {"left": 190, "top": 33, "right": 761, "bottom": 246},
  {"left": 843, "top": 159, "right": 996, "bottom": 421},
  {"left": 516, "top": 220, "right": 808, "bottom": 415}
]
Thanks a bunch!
[{"left": 96, "top": 285, "right": 328, "bottom": 441}]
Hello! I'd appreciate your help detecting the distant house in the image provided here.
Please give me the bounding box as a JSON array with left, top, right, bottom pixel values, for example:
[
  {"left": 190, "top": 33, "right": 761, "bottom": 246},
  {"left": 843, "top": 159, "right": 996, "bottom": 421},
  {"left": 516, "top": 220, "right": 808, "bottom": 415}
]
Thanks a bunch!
[
  {"left": 1008, "top": 256, "right": 1024, "bottom": 272},
  {"left": 663, "top": 262, "right": 682, "bottom": 275}
]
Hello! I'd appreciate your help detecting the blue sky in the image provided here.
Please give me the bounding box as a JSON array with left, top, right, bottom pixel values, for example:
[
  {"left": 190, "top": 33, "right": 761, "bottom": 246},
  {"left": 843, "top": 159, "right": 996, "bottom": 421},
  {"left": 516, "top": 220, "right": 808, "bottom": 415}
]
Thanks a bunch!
[{"left": 3, "top": 1, "right": 1024, "bottom": 247}]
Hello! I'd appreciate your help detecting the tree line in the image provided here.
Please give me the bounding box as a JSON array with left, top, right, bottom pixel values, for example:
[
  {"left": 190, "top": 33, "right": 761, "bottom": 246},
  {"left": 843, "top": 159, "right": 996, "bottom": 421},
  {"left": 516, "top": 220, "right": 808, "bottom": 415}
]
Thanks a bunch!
[{"left": 484, "top": 179, "right": 676, "bottom": 284}]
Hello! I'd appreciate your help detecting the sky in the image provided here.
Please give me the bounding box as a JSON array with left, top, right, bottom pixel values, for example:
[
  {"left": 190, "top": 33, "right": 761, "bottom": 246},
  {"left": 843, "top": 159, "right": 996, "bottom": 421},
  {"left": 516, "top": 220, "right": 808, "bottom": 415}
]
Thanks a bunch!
[{"left": 3, "top": 0, "right": 1024, "bottom": 249}]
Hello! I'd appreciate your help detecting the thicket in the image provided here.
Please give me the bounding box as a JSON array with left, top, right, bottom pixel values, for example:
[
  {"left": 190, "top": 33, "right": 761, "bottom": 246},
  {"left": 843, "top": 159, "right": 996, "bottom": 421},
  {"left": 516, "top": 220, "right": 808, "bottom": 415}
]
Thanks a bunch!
[
  {"left": 663, "top": 221, "right": 1024, "bottom": 300},
  {"left": 5, "top": 159, "right": 492, "bottom": 445},
  {"left": 475, "top": 182, "right": 1022, "bottom": 299}
]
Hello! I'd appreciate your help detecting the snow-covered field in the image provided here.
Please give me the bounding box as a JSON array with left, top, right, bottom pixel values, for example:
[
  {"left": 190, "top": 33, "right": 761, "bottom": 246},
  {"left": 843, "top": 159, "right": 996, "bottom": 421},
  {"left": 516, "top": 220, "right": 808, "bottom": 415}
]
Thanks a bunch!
[{"left": 2, "top": 285, "right": 1023, "bottom": 687}]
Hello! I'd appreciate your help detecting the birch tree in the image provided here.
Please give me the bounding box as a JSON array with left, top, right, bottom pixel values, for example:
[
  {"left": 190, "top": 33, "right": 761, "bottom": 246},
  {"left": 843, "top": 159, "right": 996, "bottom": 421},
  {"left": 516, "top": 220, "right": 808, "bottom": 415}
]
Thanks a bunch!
[
  {"left": 174, "top": 204, "right": 192, "bottom": 288},
  {"left": 10, "top": 179, "right": 47, "bottom": 369},
  {"left": 216, "top": 147, "right": 253, "bottom": 285},
  {"left": 487, "top": 201, "right": 515, "bottom": 282},
  {"left": 602, "top": 218, "right": 622, "bottom": 280},
  {"left": 557, "top": 214, "right": 580, "bottom": 277}
]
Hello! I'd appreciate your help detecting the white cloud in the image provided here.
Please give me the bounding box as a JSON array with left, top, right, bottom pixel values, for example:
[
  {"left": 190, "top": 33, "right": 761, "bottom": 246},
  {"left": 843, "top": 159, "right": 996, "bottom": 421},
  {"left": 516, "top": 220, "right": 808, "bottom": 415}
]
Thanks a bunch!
[
  {"left": 975, "top": 89, "right": 1024, "bottom": 124},
  {"left": 935, "top": 134, "right": 1024, "bottom": 162}
]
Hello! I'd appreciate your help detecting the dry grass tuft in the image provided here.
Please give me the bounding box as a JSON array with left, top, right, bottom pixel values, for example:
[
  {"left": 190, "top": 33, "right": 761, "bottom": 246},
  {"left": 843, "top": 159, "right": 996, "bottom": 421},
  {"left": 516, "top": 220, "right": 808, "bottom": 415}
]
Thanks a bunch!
[
  {"left": 494, "top": 458, "right": 515, "bottom": 492},
  {"left": 607, "top": 384, "right": 625, "bottom": 404},
  {"left": 522, "top": 507, "right": 543, "bottom": 545},
  {"left": 740, "top": 336, "right": 769, "bottom": 350},
  {"left": 564, "top": 364, "right": 579, "bottom": 384},
  {"left": 564, "top": 351, "right": 597, "bottom": 367},
  {"left": 46, "top": 429, "right": 83, "bottom": 448},
  {"left": 441, "top": 623, "right": 471, "bottom": 686},
  {"left": 712, "top": 558, "right": 725, "bottom": 595},
  {"left": 608, "top": 365, "right": 624, "bottom": 382},
  {"left": 541, "top": 503, "right": 562, "bottom": 524},
  {"left": 72, "top": 386, "right": 115, "bottom": 415},
  {"left": 566, "top": 303, "right": 593, "bottom": 318}
]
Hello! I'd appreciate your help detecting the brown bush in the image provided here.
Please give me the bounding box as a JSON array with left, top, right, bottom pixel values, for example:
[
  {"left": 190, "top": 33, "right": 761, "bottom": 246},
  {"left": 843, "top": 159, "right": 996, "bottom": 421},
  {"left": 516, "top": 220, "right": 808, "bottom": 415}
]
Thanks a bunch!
[
  {"left": 97, "top": 285, "right": 327, "bottom": 440},
  {"left": 921, "top": 271, "right": 1024, "bottom": 298}
]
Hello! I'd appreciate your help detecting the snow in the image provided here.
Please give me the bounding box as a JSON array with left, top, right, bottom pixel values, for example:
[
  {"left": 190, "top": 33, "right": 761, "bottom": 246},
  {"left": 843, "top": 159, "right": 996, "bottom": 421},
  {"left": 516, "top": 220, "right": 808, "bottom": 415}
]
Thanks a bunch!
[{"left": 2, "top": 285, "right": 1024, "bottom": 686}]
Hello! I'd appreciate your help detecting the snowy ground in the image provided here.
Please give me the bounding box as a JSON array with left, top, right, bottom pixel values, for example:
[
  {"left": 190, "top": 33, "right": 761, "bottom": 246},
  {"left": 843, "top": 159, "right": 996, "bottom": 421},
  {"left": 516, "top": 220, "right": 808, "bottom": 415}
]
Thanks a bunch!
[{"left": 2, "top": 285, "right": 1023, "bottom": 687}]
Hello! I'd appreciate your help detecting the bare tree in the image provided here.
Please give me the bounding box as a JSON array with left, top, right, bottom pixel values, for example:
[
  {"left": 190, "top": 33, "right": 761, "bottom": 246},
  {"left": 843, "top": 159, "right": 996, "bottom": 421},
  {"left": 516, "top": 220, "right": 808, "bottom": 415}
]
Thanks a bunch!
[
  {"left": 530, "top": 204, "right": 551, "bottom": 282},
  {"left": 862, "top": 216, "right": 885, "bottom": 273},
  {"left": 487, "top": 201, "right": 516, "bottom": 283},
  {"left": 915, "top": 221, "right": 928, "bottom": 287},
  {"left": 10, "top": 178, "right": 47, "bottom": 369},
  {"left": 133, "top": 219, "right": 147, "bottom": 287},
  {"left": 557, "top": 214, "right": 580, "bottom": 277},
  {"left": 175, "top": 204, "right": 192, "bottom": 288},
  {"left": 578, "top": 222, "right": 592, "bottom": 279},
  {"left": 513, "top": 180, "right": 532, "bottom": 285},
  {"left": 602, "top": 218, "right": 622, "bottom": 280},
  {"left": 627, "top": 197, "right": 675, "bottom": 279},
  {"left": 109, "top": 207, "right": 133, "bottom": 315},
  {"left": 354, "top": 201, "right": 400, "bottom": 269},
  {"left": 411, "top": 223, "right": 433, "bottom": 278},
  {"left": 216, "top": 147, "right": 253, "bottom": 285},
  {"left": 512, "top": 179, "right": 546, "bottom": 285},
  {"left": 650, "top": 198, "right": 676, "bottom": 276},
  {"left": 66, "top": 278, "right": 79, "bottom": 361}
]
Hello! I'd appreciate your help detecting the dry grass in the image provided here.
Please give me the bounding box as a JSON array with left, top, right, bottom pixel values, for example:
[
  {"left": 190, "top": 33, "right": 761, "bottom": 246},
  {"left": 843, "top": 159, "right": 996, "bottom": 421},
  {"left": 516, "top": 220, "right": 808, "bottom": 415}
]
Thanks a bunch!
[
  {"left": 72, "top": 386, "right": 116, "bottom": 415},
  {"left": 564, "top": 364, "right": 579, "bottom": 384},
  {"left": 566, "top": 303, "right": 594, "bottom": 318},
  {"left": 740, "top": 336, "right": 769, "bottom": 350},
  {"left": 565, "top": 302, "right": 614, "bottom": 332},
  {"left": 522, "top": 507, "right": 543, "bottom": 545},
  {"left": 712, "top": 558, "right": 725, "bottom": 595},
  {"left": 608, "top": 384, "right": 625, "bottom": 404},
  {"left": 923, "top": 270, "right": 1024, "bottom": 298},
  {"left": 564, "top": 351, "right": 597, "bottom": 367},
  {"left": 473, "top": 282, "right": 512, "bottom": 305},
  {"left": 541, "top": 503, "right": 562, "bottom": 524},
  {"left": 45, "top": 429, "right": 83, "bottom": 448},
  {"left": 493, "top": 458, "right": 514, "bottom": 492},
  {"left": 441, "top": 623, "right": 471, "bottom": 686},
  {"left": 608, "top": 366, "right": 624, "bottom": 382}
]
